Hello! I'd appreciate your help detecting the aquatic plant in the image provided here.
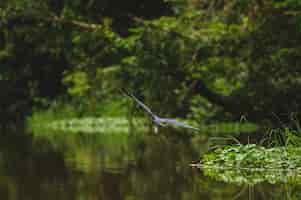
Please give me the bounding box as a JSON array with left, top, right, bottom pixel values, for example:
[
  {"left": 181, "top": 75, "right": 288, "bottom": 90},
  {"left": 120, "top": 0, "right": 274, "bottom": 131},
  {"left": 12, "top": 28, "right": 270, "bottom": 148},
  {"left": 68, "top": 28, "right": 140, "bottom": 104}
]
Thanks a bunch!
[
  {"left": 29, "top": 115, "right": 258, "bottom": 136},
  {"left": 202, "top": 144, "right": 301, "bottom": 170},
  {"left": 199, "top": 144, "right": 301, "bottom": 185},
  {"left": 201, "top": 165, "right": 301, "bottom": 185},
  {"left": 267, "top": 119, "right": 301, "bottom": 147},
  {"left": 29, "top": 117, "right": 147, "bottom": 135}
]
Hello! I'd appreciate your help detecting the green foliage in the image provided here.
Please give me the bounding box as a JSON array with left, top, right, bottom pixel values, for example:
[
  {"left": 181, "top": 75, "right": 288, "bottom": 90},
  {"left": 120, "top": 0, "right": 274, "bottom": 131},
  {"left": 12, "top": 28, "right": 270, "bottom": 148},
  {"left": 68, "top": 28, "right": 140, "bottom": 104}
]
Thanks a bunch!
[
  {"left": 202, "top": 144, "right": 301, "bottom": 171},
  {"left": 28, "top": 102, "right": 79, "bottom": 132},
  {"left": 201, "top": 164, "right": 301, "bottom": 185},
  {"left": 200, "top": 144, "right": 301, "bottom": 185},
  {"left": 198, "top": 122, "right": 258, "bottom": 136},
  {"left": 2, "top": 0, "right": 301, "bottom": 128},
  {"left": 267, "top": 119, "right": 301, "bottom": 146},
  {"left": 63, "top": 71, "right": 90, "bottom": 97},
  {"left": 28, "top": 98, "right": 129, "bottom": 130}
]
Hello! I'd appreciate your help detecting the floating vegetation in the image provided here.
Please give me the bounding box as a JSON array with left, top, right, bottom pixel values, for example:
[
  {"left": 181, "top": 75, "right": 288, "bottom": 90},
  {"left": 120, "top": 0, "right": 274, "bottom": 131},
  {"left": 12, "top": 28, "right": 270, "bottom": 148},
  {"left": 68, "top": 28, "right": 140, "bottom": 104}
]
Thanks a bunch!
[
  {"left": 197, "top": 122, "right": 258, "bottom": 136},
  {"left": 201, "top": 165, "right": 301, "bottom": 185},
  {"left": 197, "top": 144, "right": 301, "bottom": 185},
  {"left": 30, "top": 117, "right": 258, "bottom": 135},
  {"left": 28, "top": 107, "right": 258, "bottom": 136},
  {"left": 30, "top": 117, "right": 147, "bottom": 134}
]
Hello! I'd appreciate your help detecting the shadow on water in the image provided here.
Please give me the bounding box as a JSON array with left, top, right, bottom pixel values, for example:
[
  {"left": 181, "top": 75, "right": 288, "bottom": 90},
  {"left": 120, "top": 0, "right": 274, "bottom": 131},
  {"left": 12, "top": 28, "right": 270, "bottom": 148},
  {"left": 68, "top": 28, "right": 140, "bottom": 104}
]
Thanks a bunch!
[{"left": 0, "top": 125, "right": 301, "bottom": 199}]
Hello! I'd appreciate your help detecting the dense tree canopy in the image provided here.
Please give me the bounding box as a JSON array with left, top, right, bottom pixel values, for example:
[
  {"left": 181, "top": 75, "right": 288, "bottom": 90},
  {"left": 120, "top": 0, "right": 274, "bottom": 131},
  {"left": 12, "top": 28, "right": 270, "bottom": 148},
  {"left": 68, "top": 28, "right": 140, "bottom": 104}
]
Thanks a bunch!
[{"left": 1, "top": 0, "right": 301, "bottom": 126}]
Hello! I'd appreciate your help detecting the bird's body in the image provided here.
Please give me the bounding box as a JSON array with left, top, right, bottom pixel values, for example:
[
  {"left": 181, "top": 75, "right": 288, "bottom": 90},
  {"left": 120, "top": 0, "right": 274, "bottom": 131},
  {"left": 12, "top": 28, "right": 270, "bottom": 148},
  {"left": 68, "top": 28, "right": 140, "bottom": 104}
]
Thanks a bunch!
[{"left": 122, "top": 89, "right": 199, "bottom": 132}]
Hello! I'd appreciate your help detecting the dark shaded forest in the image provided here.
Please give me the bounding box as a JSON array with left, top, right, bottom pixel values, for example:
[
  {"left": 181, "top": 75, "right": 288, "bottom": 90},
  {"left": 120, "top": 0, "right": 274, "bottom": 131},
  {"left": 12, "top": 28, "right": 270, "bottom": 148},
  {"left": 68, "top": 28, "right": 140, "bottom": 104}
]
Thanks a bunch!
[{"left": 1, "top": 0, "right": 301, "bottom": 127}]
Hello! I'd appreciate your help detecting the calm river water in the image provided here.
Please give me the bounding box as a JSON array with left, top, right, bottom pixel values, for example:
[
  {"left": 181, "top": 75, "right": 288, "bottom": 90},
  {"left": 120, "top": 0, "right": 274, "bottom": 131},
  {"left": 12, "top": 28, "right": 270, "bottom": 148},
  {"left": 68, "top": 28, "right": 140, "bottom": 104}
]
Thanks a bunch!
[{"left": 0, "top": 127, "right": 300, "bottom": 200}]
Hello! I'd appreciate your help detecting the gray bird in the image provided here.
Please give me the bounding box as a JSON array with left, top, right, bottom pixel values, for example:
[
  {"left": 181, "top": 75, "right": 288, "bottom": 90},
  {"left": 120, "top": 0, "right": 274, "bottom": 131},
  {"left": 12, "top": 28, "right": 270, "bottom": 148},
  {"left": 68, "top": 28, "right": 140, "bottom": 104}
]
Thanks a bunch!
[{"left": 123, "top": 89, "right": 199, "bottom": 131}]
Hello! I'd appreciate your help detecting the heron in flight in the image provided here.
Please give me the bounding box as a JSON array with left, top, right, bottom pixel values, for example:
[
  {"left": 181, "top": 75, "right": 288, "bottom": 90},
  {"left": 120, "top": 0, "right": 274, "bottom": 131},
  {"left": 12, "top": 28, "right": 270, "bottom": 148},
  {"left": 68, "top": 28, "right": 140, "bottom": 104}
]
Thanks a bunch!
[{"left": 122, "top": 89, "right": 199, "bottom": 131}]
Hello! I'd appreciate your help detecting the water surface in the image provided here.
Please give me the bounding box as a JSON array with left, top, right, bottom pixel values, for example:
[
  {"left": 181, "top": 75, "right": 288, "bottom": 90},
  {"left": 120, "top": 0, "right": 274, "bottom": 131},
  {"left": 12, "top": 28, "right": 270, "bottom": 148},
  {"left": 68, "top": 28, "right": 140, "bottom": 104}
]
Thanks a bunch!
[{"left": 0, "top": 127, "right": 300, "bottom": 199}]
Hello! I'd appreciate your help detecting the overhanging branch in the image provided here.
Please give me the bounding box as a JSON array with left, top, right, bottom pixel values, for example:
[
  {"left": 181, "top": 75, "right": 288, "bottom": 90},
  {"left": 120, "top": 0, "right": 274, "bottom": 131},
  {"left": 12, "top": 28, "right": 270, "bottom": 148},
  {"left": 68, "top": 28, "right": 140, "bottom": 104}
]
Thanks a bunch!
[{"left": 3, "top": 13, "right": 102, "bottom": 31}]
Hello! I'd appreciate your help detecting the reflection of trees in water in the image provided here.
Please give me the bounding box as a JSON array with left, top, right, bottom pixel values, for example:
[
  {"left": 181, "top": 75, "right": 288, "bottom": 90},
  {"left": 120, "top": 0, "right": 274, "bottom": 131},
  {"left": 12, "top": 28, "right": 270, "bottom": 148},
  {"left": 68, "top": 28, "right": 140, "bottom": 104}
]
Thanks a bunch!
[
  {"left": 1, "top": 129, "right": 300, "bottom": 199},
  {"left": 0, "top": 131, "right": 73, "bottom": 199},
  {"left": 231, "top": 184, "right": 301, "bottom": 200},
  {"left": 200, "top": 166, "right": 301, "bottom": 199},
  {"left": 202, "top": 167, "right": 301, "bottom": 185},
  {"left": 121, "top": 135, "right": 194, "bottom": 200},
  {"left": 118, "top": 135, "right": 243, "bottom": 200}
]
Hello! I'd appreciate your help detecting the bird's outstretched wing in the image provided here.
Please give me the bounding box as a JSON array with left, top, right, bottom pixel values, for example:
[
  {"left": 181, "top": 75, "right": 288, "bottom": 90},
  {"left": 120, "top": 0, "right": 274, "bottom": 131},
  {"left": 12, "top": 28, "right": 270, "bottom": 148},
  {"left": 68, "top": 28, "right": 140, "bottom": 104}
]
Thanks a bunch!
[
  {"left": 122, "top": 89, "right": 156, "bottom": 118},
  {"left": 121, "top": 89, "right": 198, "bottom": 131},
  {"left": 160, "top": 118, "right": 199, "bottom": 131}
]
